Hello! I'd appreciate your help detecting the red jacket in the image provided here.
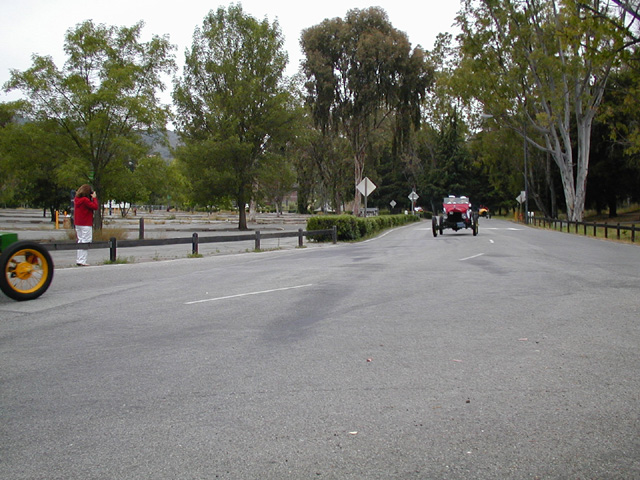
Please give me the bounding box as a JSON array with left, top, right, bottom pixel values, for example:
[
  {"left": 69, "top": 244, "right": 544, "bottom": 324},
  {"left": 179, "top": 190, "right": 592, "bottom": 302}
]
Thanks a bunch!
[{"left": 74, "top": 196, "right": 99, "bottom": 226}]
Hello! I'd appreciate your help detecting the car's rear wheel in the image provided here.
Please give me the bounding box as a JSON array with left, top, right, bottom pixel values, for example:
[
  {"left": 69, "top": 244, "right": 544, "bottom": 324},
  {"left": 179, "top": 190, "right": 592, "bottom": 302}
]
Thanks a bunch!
[{"left": 432, "top": 216, "right": 438, "bottom": 237}]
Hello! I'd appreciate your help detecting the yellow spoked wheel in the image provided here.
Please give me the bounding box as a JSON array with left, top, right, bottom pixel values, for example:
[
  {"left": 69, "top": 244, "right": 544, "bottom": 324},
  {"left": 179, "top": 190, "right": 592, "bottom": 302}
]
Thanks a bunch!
[{"left": 0, "top": 241, "right": 54, "bottom": 301}]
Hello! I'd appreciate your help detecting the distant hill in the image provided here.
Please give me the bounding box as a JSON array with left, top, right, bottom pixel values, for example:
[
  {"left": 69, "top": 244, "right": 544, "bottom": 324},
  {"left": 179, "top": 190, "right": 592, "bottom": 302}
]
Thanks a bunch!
[{"left": 145, "top": 130, "right": 180, "bottom": 160}]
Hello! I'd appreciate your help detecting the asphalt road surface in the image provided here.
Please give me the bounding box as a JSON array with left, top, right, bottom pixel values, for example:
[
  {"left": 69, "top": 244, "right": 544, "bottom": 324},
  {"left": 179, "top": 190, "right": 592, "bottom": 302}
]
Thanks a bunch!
[{"left": 1, "top": 219, "right": 639, "bottom": 479}]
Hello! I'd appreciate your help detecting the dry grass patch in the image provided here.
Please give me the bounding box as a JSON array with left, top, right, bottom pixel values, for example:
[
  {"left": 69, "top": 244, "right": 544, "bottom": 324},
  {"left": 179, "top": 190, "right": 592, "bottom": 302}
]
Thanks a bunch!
[{"left": 65, "top": 227, "right": 129, "bottom": 242}]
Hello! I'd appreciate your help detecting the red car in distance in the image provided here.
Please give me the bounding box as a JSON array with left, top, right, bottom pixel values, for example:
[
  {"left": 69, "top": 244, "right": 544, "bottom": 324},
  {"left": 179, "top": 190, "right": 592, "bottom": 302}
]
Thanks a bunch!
[{"left": 432, "top": 196, "right": 479, "bottom": 237}]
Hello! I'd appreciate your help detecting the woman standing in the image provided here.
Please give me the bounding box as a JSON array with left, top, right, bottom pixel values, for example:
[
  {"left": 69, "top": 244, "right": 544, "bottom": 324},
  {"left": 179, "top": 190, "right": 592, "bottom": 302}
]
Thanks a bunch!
[{"left": 74, "top": 184, "right": 98, "bottom": 266}]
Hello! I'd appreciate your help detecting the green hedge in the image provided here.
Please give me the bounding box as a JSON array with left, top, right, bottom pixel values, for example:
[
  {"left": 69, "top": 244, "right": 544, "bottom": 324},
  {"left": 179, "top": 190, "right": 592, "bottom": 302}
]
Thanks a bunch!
[{"left": 306, "top": 214, "right": 421, "bottom": 242}]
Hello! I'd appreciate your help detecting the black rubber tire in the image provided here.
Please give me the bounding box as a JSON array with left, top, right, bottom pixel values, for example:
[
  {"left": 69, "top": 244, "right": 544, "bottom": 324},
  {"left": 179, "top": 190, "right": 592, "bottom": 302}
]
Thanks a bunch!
[
  {"left": 432, "top": 217, "right": 438, "bottom": 237},
  {"left": 0, "top": 241, "right": 54, "bottom": 301}
]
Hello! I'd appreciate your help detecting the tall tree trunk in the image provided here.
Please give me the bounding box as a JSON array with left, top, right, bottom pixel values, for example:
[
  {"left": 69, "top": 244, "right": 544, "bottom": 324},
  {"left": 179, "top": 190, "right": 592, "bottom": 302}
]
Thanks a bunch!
[
  {"left": 608, "top": 191, "right": 618, "bottom": 218},
  {"left": 334, "top": 191, "right": 342, "bottom": 215},
  {"left": 93, "top": 178, "right": 103, "bottom": 230},
  {"left": 573, "top": 116, "right": 594, "bottom": 222},
  {"left": 544, "top": 153, "right": 558, "bottom": 218},
  {"left": 249, "top": 198, "right": 257, "bottom": 222},
  {"left": 238, "top": 184, "right": 248, "bottom": 231}
]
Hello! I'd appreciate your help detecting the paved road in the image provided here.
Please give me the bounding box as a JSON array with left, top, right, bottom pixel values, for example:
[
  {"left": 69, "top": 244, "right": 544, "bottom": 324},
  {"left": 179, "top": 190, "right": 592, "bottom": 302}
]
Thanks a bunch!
[{"left": 1, "top": 219, "right": 639, "bottom": 479}]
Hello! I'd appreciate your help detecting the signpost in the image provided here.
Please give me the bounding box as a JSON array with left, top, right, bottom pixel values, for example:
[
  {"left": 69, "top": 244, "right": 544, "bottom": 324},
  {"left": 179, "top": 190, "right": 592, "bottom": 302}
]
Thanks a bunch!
[
  {"left": 516, "top": 190, "right": 527, "bottom": 222},
  {"left": 357, "top": 177, "right": 377, "bottom": 216},
  {"left": 408, "top": 190, "right": 419, "bottom": 213}
]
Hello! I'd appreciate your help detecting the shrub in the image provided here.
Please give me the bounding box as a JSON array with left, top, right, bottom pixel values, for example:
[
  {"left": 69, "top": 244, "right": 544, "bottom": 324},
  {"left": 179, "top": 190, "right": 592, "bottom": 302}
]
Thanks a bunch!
[{"left": 306, "top": 214, "right": 420, "bottom": 242}]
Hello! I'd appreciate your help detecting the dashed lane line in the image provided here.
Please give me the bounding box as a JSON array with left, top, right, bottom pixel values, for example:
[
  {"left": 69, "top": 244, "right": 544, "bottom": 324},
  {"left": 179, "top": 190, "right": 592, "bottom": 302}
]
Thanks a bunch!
[{"left": 185, "top": 284, "right": 314, "bottom": 305}]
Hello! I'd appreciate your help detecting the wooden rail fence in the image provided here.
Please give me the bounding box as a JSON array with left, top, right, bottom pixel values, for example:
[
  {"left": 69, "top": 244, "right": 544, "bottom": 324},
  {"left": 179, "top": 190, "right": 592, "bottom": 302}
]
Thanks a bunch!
[
  {"left": 42, "top": 226, "right": 338, "bottom": 262},
  {"left": 531, "top": 217, "right": 637, "bottom": 243}
]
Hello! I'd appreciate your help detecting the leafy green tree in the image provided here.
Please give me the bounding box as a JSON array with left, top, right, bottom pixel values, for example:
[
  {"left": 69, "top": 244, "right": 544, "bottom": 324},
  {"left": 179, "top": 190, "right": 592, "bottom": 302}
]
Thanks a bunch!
[
  {"left": 4, "top": 20, "right": 175, "bottom": 228},
  {"left": 421, "top": 110, "right": 478, "bottom": 206},
  {"left": 108, "top": 164, "right": 145, "bottom": 216},
  {"left": 587, "top": 68, "right": 640, "bottom": 215},
  {"left": 455, "top": 0, "right": 636, "bottom": 221},
  {"left": 302, "top": 127, "right": 352, "bottom": 213},
  {"left": 468, "top": 126, "right": 534, "bottom": 215},
  {"left": 301, "top": 7, "right": 434, "bottom": 216},
  {"left": 0, "top": 102, "right": 29, "bottom": 206},
  {"left": 255, "top": 152, "right": 297, "bottom": 215},
  {"left": 159, "top": 160, "right": 189, "bottom": 210},
  {"left": 134, "top": 155, "right": 171, "bottom": 206},
  {"left": 173, "top": 5, "right": 296, "bottom": 230},
  {"left": 0, "top": 102, "right": 73, "bottom": 215}
]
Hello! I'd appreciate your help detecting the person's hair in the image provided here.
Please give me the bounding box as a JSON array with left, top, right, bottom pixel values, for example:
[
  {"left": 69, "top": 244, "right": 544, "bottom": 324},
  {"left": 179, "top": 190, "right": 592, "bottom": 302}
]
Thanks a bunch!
[{"left": 76, "top": 184, "right": 92, "bottom": 198}]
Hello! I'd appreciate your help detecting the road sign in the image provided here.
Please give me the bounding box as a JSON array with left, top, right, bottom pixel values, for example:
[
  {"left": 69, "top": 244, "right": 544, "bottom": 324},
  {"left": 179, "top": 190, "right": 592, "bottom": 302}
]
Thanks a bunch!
[
  {"left": 357, "top": 177, "right": 377, "bottom": 197},
  {"left": 408, "top": 191, "right": 419, "bottom": 201},
  {"left": 516, "top": 190, "right": 526, "bottom": 204},
  {"left": 390, "top": 200, "right": 397, "bottom": 208}
]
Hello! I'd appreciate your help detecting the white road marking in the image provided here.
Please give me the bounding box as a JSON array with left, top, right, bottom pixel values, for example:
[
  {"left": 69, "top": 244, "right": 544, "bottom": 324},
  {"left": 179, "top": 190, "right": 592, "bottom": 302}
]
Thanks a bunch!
[
  {"left": 185, "top": 284, "right": 313, "bottom": 305},
  {"left": 483, "top": 227, "right": 523, "bottom": 231},
  {"left": 490, "top": 239, "right": 495, "bottom": 244},
  {"left": 460, "top": 253, "right": 485, "bottom": 261}
]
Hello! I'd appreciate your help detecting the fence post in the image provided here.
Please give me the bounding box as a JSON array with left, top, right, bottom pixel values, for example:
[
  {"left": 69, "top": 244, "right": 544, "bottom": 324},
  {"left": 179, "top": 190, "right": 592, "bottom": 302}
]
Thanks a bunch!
[
  {"left": 605, "top": 224, "right": 608, "bottom": 239},
  {"left": 298, "top": 228, "right": 303, "bottom": 247},
  {"left": 192, "top": 232, "right": 199, "bottom": 255},
  {"left": 255, "top": 230, "right": 261, "bottom": 251},
  {"left": 633, "top": 225, "right": 636, "bottom": 243},
  {"left": 575, "top": 221, "right": 578, "bottom": 234},
  {"left": 332, "top": 225, "right": 337, "bottom": 244},
  {"left": 617, "top": 223, "right": 620, "bottom": 240},
  {"left": 109, "top": 237, "right": 117, "bottom": 262},
  {"left": 139, "top": 217, "right": 145, "bottom": 240},
  {"left": 593, "top": 222, "right": 597, "bottom": 237},
  {"left": 584, "top": 222, "right": 587, "bottom": 236}
]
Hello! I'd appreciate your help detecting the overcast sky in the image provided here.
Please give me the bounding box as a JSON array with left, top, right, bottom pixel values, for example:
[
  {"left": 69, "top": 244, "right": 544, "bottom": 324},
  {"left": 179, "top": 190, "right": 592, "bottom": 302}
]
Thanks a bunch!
[{"left": 1, "top": 0, "right": 461, "bottom": 105}]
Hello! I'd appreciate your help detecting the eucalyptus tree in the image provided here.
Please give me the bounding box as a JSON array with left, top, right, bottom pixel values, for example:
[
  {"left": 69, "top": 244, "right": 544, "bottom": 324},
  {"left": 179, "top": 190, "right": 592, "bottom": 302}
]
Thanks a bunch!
[
  {"left": 301, "top": 7, "right": 434, "bottom": 216},
  {"left": 455, "top": 0, "right": 637, "bottom": 221},
  {"left": 173, "top": 5, "right": 296, "bottom": 230},
  {"left": 4, "top": 21, "right": 175, "bottom": 228}
]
